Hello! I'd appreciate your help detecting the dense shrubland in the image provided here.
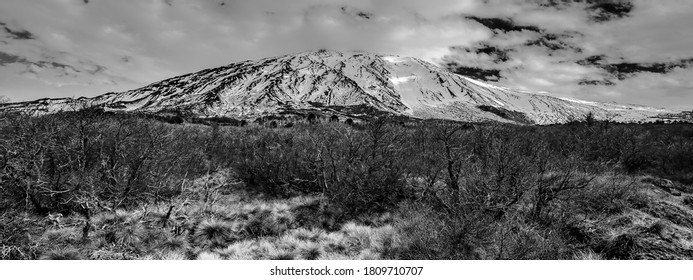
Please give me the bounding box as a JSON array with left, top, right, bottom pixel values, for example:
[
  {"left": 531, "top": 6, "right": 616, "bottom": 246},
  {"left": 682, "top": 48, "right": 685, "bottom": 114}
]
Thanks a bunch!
[{"left": 1, "top": 110, "right": 693, "bottom": 260}]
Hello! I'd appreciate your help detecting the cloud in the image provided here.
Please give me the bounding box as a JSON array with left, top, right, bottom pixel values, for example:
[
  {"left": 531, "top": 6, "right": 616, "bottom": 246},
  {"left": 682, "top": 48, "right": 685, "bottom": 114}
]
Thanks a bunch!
[
  {"left": 0, "top": 51, "right": 26, "bottom": 66},
  {"left": 450, "top": 66, "right": 504, "bottom": 82},
  {"left": 578, "top": 55, "right": 693, "bottom": 81},
  {"left": 586, "top": 1, "right": 634, "bottom": 22},
  {"left": 0, "top": 0, "right": 691, "bottom": 109},
  {"left": 0, "top": 21, "right": 35, "bottom": 40},
  {"left": 469, "top": 44, "right": 511, "bottom": 63},
  {"left": 531, "top": 0, "right": 635, "bottom": 23},
  {"left": 466, "top": 16, "right": 541, "bottom": 33},
  {"left": 525, "top": 32, "right": 583, "bottom": 53}
]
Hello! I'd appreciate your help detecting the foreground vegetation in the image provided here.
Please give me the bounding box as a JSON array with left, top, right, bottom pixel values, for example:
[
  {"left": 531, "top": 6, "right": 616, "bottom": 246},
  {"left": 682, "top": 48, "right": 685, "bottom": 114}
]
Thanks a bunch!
[{"left": 1, "top": 110, "right": 693, "bottom": 260}]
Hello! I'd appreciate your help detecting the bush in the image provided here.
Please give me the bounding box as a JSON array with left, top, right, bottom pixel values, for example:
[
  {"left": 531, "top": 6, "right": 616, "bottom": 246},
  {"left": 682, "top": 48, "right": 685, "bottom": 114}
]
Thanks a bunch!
[
  {"left": 569, "top": 174, "right": 638, "bottom": 216},
  {"left": 393, "top": 202, "right": 494, "bottom": 259},
  {"left": 0, "top": 211, "right": 42, "bottom": 260}
]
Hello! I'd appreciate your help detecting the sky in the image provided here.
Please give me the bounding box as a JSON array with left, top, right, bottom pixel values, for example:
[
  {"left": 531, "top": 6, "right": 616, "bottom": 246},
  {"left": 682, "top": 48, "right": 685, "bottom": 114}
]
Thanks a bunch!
[{"left": 0, "top": 0, "right": 692, "bottom": 109}]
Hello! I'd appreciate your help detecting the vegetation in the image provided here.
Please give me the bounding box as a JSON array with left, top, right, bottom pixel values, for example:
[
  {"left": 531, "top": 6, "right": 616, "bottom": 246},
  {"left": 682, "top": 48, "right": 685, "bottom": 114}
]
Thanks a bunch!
[{"left": 1, "top": 110, "right": 693, "bottom": 260}]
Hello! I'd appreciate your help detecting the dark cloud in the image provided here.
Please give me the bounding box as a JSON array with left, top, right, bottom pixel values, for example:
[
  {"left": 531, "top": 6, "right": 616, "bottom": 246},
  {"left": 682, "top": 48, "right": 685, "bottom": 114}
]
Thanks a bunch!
[
  {"left": 576, "top": 54, "right": 606, "bottom": 66},
  {"left": 445, "top": 62, "right": 502, "bottom": 81},
  {"left": 604, "top": 61, "right": 691, "bottom": 80},
  {"left": 87, "top": 65, "right": 107, "bottom": 75},
  {"left": 466, "top": 16, "right": 541, "bottom": 33},
  {"left": 535, "top": 0, "right": 566, "bottom": 8},
  {"left": 445, "top": 20, "right": 583, "bottom": 83},
  {"left": 454, "top": 44, "right": 510, "bottom": 63},
  {"left": 578, "top": 55, "right": 693, "bottom": 81},
  {"left": 475, "top": 45, "right": 510, "bottom": 62},
  {"left": 578, "top": 79, "right": 615, "bottom": 86},
  {"left": 586, "top": 1, "right": 634, "bottom": 22},
  {"left": 35, "top": 61, "right": 81, "bottom": 73},
  {"left": 464, "top": 16, "right": 582, "bottom": 54},
  {"left": 0, "top": 51, "right": 90, "bottom": 75},
  {"left": 0, "top": 51, "right": 27, "bottom": 65},
  {"left": 0, "top": 22, "right": 35, "bottom": 40},
  {"left": 531, "top": 0, "right": 634, "bottom": 22},
  {"left": 526, "top": 33, "right": 582, "bottom": 52},
  {"left": 340, "top": 6, "right": 373, "bottom": 20},
  {"left": 357, "top": 12, "right": 371, "bottom": 19}
]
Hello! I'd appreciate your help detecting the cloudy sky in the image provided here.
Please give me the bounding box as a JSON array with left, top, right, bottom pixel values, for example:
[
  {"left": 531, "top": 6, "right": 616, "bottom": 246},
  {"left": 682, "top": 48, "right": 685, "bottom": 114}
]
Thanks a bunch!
[{"left": 0, "top": 0, "right": 691, "bottom": 109}]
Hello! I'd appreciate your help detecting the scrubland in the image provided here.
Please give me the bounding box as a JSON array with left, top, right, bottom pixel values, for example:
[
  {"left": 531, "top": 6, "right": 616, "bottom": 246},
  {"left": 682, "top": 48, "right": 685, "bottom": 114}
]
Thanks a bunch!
[{"left": 1, "top": 110, "right": 693, "bottom": 260}]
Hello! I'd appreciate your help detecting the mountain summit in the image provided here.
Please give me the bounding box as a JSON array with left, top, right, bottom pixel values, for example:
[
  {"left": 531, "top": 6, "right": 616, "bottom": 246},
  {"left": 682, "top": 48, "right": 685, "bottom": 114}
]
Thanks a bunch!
[{"left": 1, "top": 50, "right": 671, "bottom": 124}]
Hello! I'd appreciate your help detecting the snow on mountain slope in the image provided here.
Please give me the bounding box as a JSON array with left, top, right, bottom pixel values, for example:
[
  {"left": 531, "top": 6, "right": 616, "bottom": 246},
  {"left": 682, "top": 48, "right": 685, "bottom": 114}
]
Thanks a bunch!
[{"left": 0, "top": 50, "right": 672, "bottom": 124}]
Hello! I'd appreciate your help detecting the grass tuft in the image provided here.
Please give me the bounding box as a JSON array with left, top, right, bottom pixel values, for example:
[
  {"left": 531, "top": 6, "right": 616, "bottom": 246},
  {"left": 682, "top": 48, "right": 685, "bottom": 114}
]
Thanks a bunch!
[
  {"left": 218, "top": 240, "right": 256, "bottom": 260},
  {"left": 197, "top": 252, "right": 223, "bottom": 260},
  {"left": 297, "top": 242, "right": 324, "bottom": 260},
  {"left": 573, "top": 249, "right": 603, "bottom": 260},
  {"left": 194, "top": 219, "right": 236, "bottom": 248},
  {"left": 157, "top": 235, "right": 190, "bottom": 253},
  {"left": 39, "top": 249, "right": 81, "bottom": 260},
  {"left": 117, "top": 221, "right": 146, "bottom": 248}
]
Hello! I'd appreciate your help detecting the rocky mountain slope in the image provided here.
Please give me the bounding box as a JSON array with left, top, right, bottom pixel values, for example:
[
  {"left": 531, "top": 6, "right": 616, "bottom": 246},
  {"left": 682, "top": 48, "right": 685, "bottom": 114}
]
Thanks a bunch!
[{"left": 0, "top": 50, "right": 673, "bottom": 124}]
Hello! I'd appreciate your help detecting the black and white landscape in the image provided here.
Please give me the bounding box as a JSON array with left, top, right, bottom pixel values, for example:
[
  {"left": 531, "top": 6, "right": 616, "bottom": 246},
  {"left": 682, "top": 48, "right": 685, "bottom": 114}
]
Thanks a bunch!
[{"left": 1, "top": 0, "right": 693, "bottom": 260}]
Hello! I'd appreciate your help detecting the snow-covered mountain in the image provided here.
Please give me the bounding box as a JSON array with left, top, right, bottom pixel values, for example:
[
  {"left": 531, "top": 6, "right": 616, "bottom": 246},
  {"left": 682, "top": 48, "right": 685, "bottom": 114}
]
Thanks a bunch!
[{"left": 0, "top": 50, "right": 673, "bottom": 124}]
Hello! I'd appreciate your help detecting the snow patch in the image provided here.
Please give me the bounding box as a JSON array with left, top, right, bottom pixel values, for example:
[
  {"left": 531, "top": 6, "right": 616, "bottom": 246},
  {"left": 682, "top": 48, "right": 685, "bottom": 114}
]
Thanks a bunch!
[
  {"left": 488, "top": 97, "right": 505, "bottom": 106},
  {"left": 390, "top": 76, "right": 415, "bottom": 85},
  {"left": 559, "top": 97, "right": 598, "bottom": 105},
  {"left": 463, "top": 77, "right": 510, "bottom": 91},
  {"left": 382, "top": 56, "right": 408, "bottom": 64}
]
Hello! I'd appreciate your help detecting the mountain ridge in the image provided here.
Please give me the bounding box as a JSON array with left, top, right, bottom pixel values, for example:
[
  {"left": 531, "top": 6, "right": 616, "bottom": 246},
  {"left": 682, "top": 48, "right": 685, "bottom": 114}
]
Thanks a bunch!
[{"left": 0, "top": 50, "right": 675, "bottom": 124}]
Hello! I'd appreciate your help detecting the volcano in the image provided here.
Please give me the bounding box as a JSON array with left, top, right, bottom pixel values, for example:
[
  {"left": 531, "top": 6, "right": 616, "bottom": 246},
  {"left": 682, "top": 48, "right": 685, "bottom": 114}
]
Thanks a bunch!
[{"left": 0, "top": 50, "right": 671, "bottom": 124}]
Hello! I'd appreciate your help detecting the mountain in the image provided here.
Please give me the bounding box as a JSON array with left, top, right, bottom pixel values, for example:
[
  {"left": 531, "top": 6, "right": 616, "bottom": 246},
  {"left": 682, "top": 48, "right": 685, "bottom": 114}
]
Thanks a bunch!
[{"left": 0, "top": 50, "right": 673, "bottom": 124}]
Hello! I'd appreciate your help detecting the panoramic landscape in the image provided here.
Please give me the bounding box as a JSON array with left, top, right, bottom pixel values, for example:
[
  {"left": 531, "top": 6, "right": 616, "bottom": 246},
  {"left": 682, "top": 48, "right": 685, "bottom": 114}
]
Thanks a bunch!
[{"left": 1, "top": 0, "right": 693, "bottom": 261}]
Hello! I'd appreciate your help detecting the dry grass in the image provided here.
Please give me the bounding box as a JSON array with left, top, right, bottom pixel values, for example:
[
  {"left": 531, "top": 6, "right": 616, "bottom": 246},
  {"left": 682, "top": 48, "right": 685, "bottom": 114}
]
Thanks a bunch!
[
  {"left": 175, "top": 221, "right": 399, "bottom": 260},
  {"left": 117, "top": 221, "right": 146, "bottom": 248},
  {"left": 573, "top": 250, "right": 603, "bottom": 260},
  {"left": 197, "top": 252, "right": 224, "bottom": 260},
  {"left": 39, "top": 249, "right": 81, "bottom": 260},
  {"left": 216, "top": 240, "right": 256, "bottom": 260},
  {"left": 40, "top": 227, "right": 80, "bottom": 244},
  {"left": 216, "top": 240, "right": 255, "bottom": 260},
  {"left": 140, "top": 251, "right": 188, "bottom": 260},
  {"left": 297, "top": 241, "right": 324, "bottom": 260},
  {"left": 156, "top": 235, "right": 190, "bottom": 253}
]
